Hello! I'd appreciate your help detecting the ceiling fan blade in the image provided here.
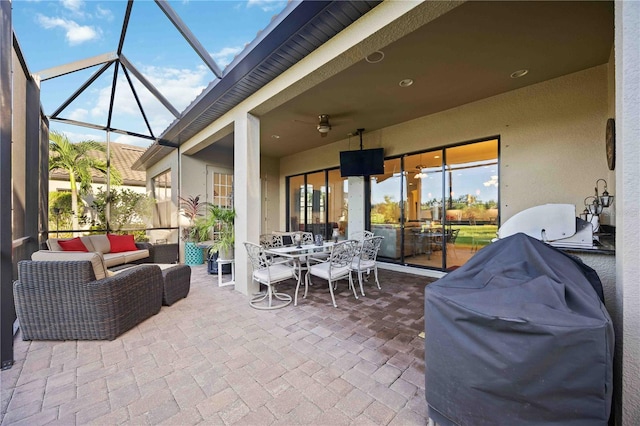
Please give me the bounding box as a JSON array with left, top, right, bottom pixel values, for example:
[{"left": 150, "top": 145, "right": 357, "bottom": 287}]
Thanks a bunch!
[{"left": 293, "top": 119, "right": 315, "bottom": 125}]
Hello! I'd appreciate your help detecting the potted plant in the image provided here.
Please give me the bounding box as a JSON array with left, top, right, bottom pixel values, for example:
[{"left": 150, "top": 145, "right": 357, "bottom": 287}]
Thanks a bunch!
[
  {"left": 179, "top": 194, "right": 209, "bottom": 265},
  {"left": 204, "top": 205, "right": 236, "bottom": 272}
]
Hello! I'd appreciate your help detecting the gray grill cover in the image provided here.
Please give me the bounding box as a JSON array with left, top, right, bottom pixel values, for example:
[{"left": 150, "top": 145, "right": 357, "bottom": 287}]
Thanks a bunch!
[{"left": 424, "top": 233, "right": 613, "bottom": 426}]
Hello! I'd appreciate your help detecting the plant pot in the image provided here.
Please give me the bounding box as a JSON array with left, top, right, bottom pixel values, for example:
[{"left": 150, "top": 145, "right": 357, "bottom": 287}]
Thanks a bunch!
[
  {"left": 218, "top": 247, "right": 234, "bottom": 261},
  {"left": 184, "top": 241, "right": 204, "bottom": 265},
  {"left": 207, "top": 251, "right": 231, "bottom": 274}
]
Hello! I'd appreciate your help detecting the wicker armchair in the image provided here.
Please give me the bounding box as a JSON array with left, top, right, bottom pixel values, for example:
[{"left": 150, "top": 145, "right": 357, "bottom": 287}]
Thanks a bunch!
[{"left": 14, "top": 261, "right": 164, "bottom": 340}]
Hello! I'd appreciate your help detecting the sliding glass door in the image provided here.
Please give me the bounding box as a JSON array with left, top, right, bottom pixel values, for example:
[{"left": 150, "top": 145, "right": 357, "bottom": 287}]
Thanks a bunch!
[
  {"left": 287, "top": 170, "right": 347, "bottom": 240},
  {"left": 369, "top": 138, "right": 498, "bottom": 271}
]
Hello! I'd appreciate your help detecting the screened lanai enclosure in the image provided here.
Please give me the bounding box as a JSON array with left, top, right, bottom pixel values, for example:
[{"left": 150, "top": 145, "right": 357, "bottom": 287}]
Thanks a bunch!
[
  {"left": 3, "top": 3, "right": 640, "bottom": 424},
  {"left": 1, "top": 0, "right": 381, "bottom": 368}
]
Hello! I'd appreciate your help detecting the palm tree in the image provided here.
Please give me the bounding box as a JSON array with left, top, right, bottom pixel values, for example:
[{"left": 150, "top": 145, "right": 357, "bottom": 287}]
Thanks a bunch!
[{"left": 49, "top": 131, "right": 121, "bottom": 233}]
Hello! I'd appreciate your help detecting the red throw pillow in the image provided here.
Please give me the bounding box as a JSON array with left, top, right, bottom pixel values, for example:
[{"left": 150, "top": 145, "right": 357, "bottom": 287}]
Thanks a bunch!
[
  {"left": 58, "top": 237, "right": 88, "bottom": 252},
  {"left": 107, "top": 234, "right": 138, "bottom": 253}
]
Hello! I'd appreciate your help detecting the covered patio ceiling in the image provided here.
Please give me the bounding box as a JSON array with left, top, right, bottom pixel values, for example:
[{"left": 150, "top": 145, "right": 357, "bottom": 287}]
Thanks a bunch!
[{"left": 193, "top": 1, "right": 613, "bottom": 161}]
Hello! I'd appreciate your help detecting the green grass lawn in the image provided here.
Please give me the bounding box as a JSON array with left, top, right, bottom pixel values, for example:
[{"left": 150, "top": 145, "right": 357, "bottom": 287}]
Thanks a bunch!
[{"left": 452, "top": 225, "right": 498, "bottom": 248}]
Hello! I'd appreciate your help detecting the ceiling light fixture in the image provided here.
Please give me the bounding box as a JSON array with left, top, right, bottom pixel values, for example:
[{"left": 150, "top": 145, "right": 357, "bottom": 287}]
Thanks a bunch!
[
  {"left": 399, "top": 78, "right": 414, "bottom": 87},
  {"left": 414, "top": 167, "right": 428, "bottom": 179},
  {"left": 365, "top": 50, "right": 384, "bottom": 64},
  {"left": 510, "top": 69, "right": 529, "bottom": 79},
  {"left": 317, "top": 114, "right": 331, "bottom": 134}
]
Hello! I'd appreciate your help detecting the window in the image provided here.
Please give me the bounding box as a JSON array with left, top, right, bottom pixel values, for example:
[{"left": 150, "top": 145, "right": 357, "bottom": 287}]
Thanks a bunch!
[{"left": 152, "top": 170, "right": 172, "bottom": 227}]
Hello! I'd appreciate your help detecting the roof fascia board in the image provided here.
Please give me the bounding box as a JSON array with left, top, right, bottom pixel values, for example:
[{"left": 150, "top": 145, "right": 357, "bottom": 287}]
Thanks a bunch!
[
  {"left": 154, "top": 0, "right": 223, "bottom": 78},
  {"left": 36, "top": 52, "right": 118, "bottom": 81},
  {"left": 120, "top": 54, "right": 180, "bottom": 118},
  {"left": 159, "top": 0, "right": 333, "bottom": 143}
]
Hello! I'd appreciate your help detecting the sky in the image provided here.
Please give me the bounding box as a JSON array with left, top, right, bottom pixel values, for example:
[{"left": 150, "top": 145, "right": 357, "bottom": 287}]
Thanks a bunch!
[{"left": 12, "top": 0, "right": 290, "bottom": 147}]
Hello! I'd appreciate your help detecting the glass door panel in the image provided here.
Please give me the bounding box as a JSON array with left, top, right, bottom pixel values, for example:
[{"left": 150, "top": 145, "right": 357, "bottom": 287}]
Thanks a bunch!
[
  {"left": 306, "top": 171, "right": 327, "bottom": 237},
  {"left": 327, "top": 169, "right": 347, "bottom": 241},
  {"left": 445, "top": 139, "right": 499, "bottom": 269},
  {"left": 288, "top": 175, "right": 305, "bottom": 232},
  {"left": 405, "top": 151, "right": 443, "bottom": 268},
  {"left": 370, "top": 158, "right": 403, "bottom": 263}
]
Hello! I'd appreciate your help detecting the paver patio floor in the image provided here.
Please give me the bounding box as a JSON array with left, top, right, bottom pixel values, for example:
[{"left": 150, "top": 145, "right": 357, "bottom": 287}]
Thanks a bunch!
[{"left": 1, "top": 265, "right": 435, "bottom": 425}]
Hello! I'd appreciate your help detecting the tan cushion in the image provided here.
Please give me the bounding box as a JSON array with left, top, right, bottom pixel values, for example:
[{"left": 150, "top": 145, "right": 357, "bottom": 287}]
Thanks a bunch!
[
  {"left": 123, "top": 250, "right": 149, "bottom": 264},
  {"left": 79, "top": 236, "right": 96, "bottom": 252},
  {"left": 46, "top": 238, "right": 62, "bottom": 251},
  {"left": 102, "top": 253, "right": 125, "bottom": 268},
  {"left": 47, "top": 237, "right": 96, "bottom": 252},
  {"left": 31, "top": 250, "right": 108, "bottom": 280},
  {"left": 89, "top": 235, "right": 111, "bottom": 254}
]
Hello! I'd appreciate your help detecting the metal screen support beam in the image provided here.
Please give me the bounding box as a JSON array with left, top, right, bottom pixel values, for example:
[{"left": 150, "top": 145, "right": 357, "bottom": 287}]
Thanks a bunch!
[
  {"left": 154, "top": 0, "right": 223, "bottom": 78},
  {"left": 0, "top": 0, "right": 14, "bottom": 369},
  {"left": 36, "top": 52, "right": 118, "bottom": 81},
  {"left": 120, "top": 54, "right": 180, "bottom": 118}
]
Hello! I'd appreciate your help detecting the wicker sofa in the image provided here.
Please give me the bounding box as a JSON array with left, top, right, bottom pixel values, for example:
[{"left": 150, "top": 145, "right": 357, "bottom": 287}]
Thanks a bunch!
[
  {"left": 14, "top": 257, "right": 163, "bottom": 340},
  {"left": 46, "top": 235, "right": 151, "bottom": 268}
]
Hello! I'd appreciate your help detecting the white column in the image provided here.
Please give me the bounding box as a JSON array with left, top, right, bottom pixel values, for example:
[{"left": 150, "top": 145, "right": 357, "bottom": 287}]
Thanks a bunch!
[
  {"left": 616, "top": 2, "right": 640, "bottom": 424},
  {"left": 234, "top": 112, "right": 261, "bottom": 296},
  {"left": 348, "top": 176, "right": 366, "bottom": 237}
]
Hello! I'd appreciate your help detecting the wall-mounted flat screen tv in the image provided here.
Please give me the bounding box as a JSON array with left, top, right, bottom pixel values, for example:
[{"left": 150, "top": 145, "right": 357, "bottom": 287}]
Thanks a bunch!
[{"left": 340, "top": 148, "right": 384, "bottom": 177}]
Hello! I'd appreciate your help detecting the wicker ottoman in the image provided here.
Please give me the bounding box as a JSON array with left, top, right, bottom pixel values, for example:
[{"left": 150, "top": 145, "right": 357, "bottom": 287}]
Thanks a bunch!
[{"left": 155, "top": 264, "right": 191, "bottom": 306}]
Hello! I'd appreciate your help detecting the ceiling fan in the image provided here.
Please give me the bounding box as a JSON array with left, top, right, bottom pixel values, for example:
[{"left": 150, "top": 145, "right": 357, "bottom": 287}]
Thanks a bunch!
[
  {"left": 293, "top": 114, "right": 333, "bottom": 137},
  {"left": 316, "top": 114, "right": 331, "bottom": 137}
]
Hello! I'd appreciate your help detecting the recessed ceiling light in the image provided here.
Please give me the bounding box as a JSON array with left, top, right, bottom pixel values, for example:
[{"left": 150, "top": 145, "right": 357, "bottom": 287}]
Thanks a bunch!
[
  {"left": 271, "top": 134, "right": 280, "bottom": 139},
  {"left": 399, "top": 78, "right": 414, "bottom": 88},
  {"left": 510, "top": 69, "right": 529, "bottom": 79},
  {"left": 365, "top": 51, "right": 384, "bottom": 64}
]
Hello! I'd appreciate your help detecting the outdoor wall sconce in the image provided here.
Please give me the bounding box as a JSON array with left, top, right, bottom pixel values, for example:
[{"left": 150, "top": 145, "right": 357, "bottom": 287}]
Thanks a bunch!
[
  {"left": 580, "top": 179, "right": 614, "bottom": 226},
  {"left": 595, "top": 178, "right": 614, "bottom": 208}
]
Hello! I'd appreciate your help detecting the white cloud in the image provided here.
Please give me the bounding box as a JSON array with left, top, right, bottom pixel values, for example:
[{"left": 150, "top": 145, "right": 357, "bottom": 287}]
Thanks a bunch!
[
  {"left": 36, "top": 14, "right": 100, "bottom": 45},
  {"left": 60, "top": 129, "right": 103, "bottom": 143},
  {"left": 88, "top": 65, "right": 209, "bottom": 136},
  {"left": 61, "top": 0, "right": 84, "bottom": 13},
  {"left": 211, "top": 46, "right": 243, "bottom": 68},
  {"left": 67, "top": 108, "right": 89, "bottom": 122},
  {"left": 95, "top": 5, "right": 114, "bottom": 22},
  {"left": 247, "top": 0, "right": 287, "bottom": 13}
]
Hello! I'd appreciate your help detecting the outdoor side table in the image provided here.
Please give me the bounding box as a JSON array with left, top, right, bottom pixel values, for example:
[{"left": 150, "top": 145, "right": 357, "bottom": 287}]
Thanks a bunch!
[{"left": 217, "top": 258, "right": 235, "bottom": 287}]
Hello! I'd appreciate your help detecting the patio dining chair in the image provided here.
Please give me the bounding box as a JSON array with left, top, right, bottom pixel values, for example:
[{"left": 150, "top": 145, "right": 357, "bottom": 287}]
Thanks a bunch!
[
  {"left": 349, "top": 230, "right": 374, "bottom": 242},
  {"left": 297, "top": 239, "right": 358, "bottom": 308},
  {"left": 446, "top": 229, "right": 459, "bottom": 258},
  {"left": 244, "top": 242, "right": 294, "bottom": 310},
  {"left": 350, "top": 236, "right": 384, "bottom": 296}
]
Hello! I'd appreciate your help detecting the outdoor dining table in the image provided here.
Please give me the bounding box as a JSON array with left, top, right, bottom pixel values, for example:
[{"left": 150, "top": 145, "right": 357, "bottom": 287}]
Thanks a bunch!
[
  {"left": 264, "top": 241, "right": 335, "bottom": 287},
  {"left": 412, "top": 229, "right": 448, "bottom": 260}
]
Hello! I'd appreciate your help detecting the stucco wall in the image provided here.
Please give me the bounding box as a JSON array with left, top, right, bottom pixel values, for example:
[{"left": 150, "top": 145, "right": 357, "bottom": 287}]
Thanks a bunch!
[
  {"left": 260, "top": 156, "right": 280, "bottom": 234},
  {"left": 616, "top": 2, "right": 640, "bottom": 424}
]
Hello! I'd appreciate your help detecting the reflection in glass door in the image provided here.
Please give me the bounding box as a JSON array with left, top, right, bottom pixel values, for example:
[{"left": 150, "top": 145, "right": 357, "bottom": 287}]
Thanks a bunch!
[
  {"left": 368, "top": 139, "right": 498, "bottom": 271},
  {"left": 445, "top": 140, "right": 499, "bottom": 269},
  {"left": 404, "top": 151, "right": 444, "bottom": 269},
  {"left": 370, "top": 158, "right": 403, "bottom": 263}
]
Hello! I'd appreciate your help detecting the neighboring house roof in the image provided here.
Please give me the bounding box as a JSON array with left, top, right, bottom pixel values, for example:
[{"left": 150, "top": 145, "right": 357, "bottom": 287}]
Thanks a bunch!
[{"left": 49, "top": 142, "right": 146, "bottom": 187}]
